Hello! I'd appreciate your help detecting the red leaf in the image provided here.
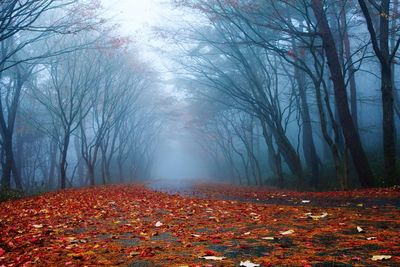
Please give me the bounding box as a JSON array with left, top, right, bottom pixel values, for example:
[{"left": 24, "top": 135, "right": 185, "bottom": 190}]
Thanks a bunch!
[
  {"left": 29, "top": 238, "right": 40, "bottom": 244},
  {"left": 204, "top": 250, "right": 216, "bottom": 256},
  {"left": 287, "top": 50, "right": 296, "bottom": 58},
  {"left": 0, "top": 248, "right": 5, "bottom": 256},
  {"left": 140, "top": 248, "right": 155, "bottom": 257}
]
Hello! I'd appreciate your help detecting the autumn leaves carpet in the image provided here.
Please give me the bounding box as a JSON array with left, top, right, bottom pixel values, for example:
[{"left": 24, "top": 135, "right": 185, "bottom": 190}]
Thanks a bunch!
[{"left": 0, "top": 184, "right": 399, "bottom": 266}]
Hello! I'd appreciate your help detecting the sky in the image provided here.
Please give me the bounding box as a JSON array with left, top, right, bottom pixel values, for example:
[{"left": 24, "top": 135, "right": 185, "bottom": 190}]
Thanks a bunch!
[
  {"left": 101, "top": 0, "right": 212, "bottom": 180},
  {"left": 101, "top": 0, "right": 167, "bottom": 34},
  {"left": 101, "top": 0, "right": 178, "bottom": 58}
]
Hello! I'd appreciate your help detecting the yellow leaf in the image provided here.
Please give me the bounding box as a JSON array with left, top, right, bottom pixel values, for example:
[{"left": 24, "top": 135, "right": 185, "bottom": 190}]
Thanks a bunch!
[{"left": 371, "top": 255, "right": 391, "bottom": 261}]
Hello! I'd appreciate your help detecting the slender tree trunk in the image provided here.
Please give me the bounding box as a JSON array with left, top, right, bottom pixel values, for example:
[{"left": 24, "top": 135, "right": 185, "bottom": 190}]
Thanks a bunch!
[
  {"left": 341, "top": 7, "right": 358, "bottom": 128},
  {"left": 1, "top": 134, "right": 13, "bottom": 189},
  {"left": 261, "top": 121, "right": 284, "bottom": 188},
  {"left": 60, "top": 133, "right": 71, "bottom": 189},
  {"left": 48, "top": 139, "right": 57, "bottom": 190},
  {"left": 312, "top": 0, "right": 374, "bottom": 187},
  {"left": 294, "top": 62, "right": 320, "bottom": 188},
  {"left": 87, "top": 164, "right": 95, "bottom": 186},
  {"left": 12, "top": 160, "right": 22, "bottom": 190},
  {"left": 118, "top": 160, "right": 124, "bottom": 183},
  {"left": 74, "top": 136, "right": 84, "bottom": 184}
]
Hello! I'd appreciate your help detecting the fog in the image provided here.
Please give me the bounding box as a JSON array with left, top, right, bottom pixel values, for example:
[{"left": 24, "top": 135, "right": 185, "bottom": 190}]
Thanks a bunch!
[
  {"left": 0, "top": 0, "right": 399, "bottom": 193},
  {"left": 152, "top": 135, "right": 212, "bottom": 181}
]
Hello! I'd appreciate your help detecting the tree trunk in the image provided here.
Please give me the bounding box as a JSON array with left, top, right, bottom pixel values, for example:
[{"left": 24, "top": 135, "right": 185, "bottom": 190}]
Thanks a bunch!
[
  {"left": 341, "top": 7, "right": 358, "bottom": 128},
  {"left": 1, "top": 132, "right": 22, "bottom": 190},
  {"left": 294, "top": 62, "right": 320, "bottom": 188},
  {"left": 87, "top": 164, "right": 95, "bottom": 186},
  {"left": 358, "top": 0, "right": 397, "bottom": 185},
  {"left": 381, "top": 67, "right": 396, "bottom": 185},
  {"left": 74, "top": 136, "right": 84, "bottom": 184},
  {"left": 273, "top": 123, "right": 304, "bottom": 188},
  {"left": 48, "top": 138, "right": 57, "bottom": 190},
  {"left": 118, "top": 160, "right": 124, "bottom": 183},
  {"left": 1, "top": 134, "right": 13, "bottom": 189},
  {"left": 60, "top": 133, "right": 71, "bottom": 189},
  {"left": 393, "top": 0, "right": 400, "bottom": 121},
  {"left": 312, "top": 0, "right": 374, "bottom": 187},
  {"left": 261, "top": 121, "right": 284, "bottom": 188},
  {"left": 380, "top": 0, "right": 397, "bottom": 185}
]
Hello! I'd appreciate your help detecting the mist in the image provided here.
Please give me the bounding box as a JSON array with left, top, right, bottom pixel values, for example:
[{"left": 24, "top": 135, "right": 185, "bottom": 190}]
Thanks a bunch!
[
  {"left": 152, "top": 127, "right": 212, "bottom": 181},
  {"left": 0, "top": 0, "right": 399, "bottom": 193}
]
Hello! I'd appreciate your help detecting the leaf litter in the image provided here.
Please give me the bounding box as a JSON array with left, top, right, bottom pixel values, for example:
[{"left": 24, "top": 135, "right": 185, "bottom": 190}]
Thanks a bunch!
[{"left": 0, "top": 184, "right": 399, "bottom": 266}]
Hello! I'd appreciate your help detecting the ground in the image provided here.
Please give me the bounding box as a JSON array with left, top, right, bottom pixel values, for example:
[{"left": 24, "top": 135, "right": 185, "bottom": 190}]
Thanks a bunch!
[{"left": 0, "top": 181, "right": 400, "bottom": 267}]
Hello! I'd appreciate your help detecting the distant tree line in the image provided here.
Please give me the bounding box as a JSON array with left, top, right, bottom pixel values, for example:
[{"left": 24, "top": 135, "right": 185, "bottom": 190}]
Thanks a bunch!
[{"left": 171, "top": 0, "right": 400, "bottom": 189}]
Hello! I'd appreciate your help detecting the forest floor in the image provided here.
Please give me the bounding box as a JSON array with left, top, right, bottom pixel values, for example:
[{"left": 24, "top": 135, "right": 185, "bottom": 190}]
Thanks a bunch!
[{"left": 0, "top": 181, "right": 400, "bottom": 267}]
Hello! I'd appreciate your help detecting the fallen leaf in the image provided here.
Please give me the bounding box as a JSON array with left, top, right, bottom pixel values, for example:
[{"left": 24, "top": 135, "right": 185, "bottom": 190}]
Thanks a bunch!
[
  {"left": 240, "top": 260, "right": 260, "bottom": 267},
  {"left": 356, "top": 226, "right": 364, "bottom": 233},
  {"left": 155, "top": 221, "right": 163, "bottom": 227},
  {"left": 204, "top": 250, "right": 216, "bottom": 256},
  {"left": 128, "top": 251, "right": 140, "bottom": 257},
  {"left": 191, "top": 234, "right": 201, "bottom": 237},
  {"left": 306, "top": 212, "right": 328, "bottom": 220},
  {"left": 32, "top": 224, "right": 43, "bottom": 229},
  {"left": 200, "top": 256, "right": 226, "bottom": 260},
  {"left": 280, "top": 229, "right": 294, "bottom": 235},
  {"left": 68, "top": 253, "right": 83, "bottom": 259},
  {"left": 0, "top": 248, "right": 5, "bottom": 256},
  {"left": 261, "top": 237, "right": 275, "bottom": 240},
  {"left": 371, "top": 255, "right": 391, "bottom": 261},
  {"left": 29, "top": 238, "right": 40, "bottom": 244},
  {"left": 366, "top": 237, "right": 377, "bottom": 240},
  {"left": 140, "top": 248, "right": 155, "bottom": 257}
]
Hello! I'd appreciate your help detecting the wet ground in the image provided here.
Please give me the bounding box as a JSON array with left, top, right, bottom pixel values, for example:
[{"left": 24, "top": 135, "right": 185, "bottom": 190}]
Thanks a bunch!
[{"left": 146, "top": 180, "right": 400, "bottom": 208}]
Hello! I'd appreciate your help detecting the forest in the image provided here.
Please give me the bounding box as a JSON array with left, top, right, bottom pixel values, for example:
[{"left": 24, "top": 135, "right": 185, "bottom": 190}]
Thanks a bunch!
[
  {"left": 0, "top": 0, "right": 163, "bottom": 196},
  {"left": 166, "top": 0, "right": 400, "bottom": 190},
  {"left": 0, "top": 0, "right": 400, "bottom": 266}
]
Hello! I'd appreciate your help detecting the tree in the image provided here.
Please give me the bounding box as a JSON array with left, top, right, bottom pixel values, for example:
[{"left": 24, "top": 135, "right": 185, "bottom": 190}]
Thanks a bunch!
[
  {"left": 32, "top": 36, "right": 99, "bottom": 188},
  {"left": 0, "top": 0, "right": 101, "bottom": 189},
  {"left": 311, "top": 0, "right": 375, "bottom": 187},
  {"left": 357, "top": 0, "right": 398, "bottom": 185}
]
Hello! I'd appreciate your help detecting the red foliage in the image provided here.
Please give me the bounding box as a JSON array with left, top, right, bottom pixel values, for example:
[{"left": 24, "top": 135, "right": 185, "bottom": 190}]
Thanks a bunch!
[{"left": 287, "top": 50, "right": 296, "bottom": 58}]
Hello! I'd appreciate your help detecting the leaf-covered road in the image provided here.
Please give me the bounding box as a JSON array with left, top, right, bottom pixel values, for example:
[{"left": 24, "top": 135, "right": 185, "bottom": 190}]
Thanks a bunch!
[{"left": 0, "top": 183, "right": 399, "bottom": 266}]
